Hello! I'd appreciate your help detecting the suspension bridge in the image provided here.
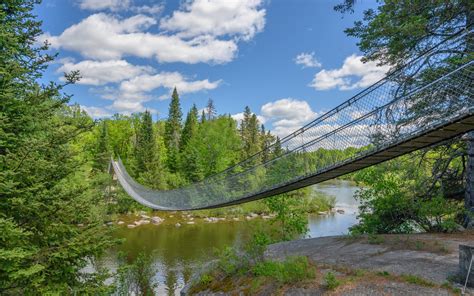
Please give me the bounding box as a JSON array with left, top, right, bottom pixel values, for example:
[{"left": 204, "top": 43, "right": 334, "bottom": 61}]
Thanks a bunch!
[{"left": 110, "top": 30, "right": 474, "bottom": 211}]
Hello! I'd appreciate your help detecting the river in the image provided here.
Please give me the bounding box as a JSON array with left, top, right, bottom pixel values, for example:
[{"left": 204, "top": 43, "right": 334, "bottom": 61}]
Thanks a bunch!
[{"left": 105, "top": 180, "right": 359, "bottom": 295}]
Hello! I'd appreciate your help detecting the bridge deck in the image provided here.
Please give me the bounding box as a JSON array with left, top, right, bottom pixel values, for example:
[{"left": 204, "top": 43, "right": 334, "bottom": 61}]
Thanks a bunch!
[{"left": 204, "top": 112, "right": 474, "bottom": 209}]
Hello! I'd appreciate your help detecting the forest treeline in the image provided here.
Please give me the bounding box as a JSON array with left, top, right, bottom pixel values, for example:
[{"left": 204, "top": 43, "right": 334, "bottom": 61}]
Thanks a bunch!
[{"left": 92, "top": 89, "right": 276, "bottom": 190}]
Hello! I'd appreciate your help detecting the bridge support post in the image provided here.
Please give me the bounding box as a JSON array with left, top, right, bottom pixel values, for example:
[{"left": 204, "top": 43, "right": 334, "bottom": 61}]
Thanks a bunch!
[{"left": 465, "top": 131, "right": 474, "bottom": 227}]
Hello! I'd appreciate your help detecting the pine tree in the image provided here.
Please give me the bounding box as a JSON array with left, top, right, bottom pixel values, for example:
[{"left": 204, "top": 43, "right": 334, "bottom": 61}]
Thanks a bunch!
[
  {"left": 180, "top": 104, "right": 199, "bottom": 151},
  {"left": 239, "top": 107, "right": 262, "bottom": 165},
  {"left": 164, "top": 88, "right": 182, "bottom": 172},
  {"left": 273, "top": 137, "right": 284, "bottom": 157},
  {"left": 205, "top": 98, "right": 217, "bottom": 121},
  {"left": 92, "top": 121, "right": 110, "bottom": 172},
  {"left": 135, "top": 110, "right": 155, "bottom": 176},
  {"left": 200, "top": 110, "right": 207, "bottom": 124}
]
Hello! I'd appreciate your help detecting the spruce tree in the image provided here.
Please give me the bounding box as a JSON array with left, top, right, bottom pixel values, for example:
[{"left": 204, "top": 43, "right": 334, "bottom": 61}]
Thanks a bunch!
[
  {"left": 180, "top": 104, "right": 199, "bottom": 151},
  {"left": 92, "top": 121, "right": 110, "bottom": 172},
  {"left": 135, "top": 110, "right": 155, "bottom": 176},
  {"left": 164, "top": 88, "right": 182, "bottom": 172}
]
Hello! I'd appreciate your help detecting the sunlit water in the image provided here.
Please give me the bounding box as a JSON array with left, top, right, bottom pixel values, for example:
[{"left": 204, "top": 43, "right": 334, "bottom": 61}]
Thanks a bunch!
[{"left": 105, "top": 180, "right": 360, "bottom": 295}]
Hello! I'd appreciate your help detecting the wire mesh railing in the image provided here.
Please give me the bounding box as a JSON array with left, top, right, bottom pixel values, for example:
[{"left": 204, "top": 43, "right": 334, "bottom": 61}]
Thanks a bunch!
[{"left": 111, "top": 29, "right": 474, "bottom": 210}]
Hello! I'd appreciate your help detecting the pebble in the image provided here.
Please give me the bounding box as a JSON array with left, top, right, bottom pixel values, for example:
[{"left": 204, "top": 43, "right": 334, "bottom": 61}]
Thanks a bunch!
[
  {"left": 117, "top": 221, "right": 125, "bottom": 225},
  {"left": 187, "top": 221, "right": 195, "bottom": 225},
  {"left": 175, "top": 223, "right": 181, "bottom": 227},
  {"left": 127, "top": 224, "right": 136, "bottom": 229}
]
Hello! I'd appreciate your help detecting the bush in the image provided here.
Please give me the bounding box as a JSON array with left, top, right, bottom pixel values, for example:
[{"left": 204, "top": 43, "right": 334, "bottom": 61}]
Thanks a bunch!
[
  {"left": 114, "top": 252, "right": 157, "bottom": 296},
  {"left": 324, "top": 271, "right": 340, "bottom": 290}
]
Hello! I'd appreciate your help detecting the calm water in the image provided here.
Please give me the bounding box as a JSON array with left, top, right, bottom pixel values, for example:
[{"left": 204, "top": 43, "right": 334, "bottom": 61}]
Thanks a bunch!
[{"left": 107, "top": 180, "right": 360, "bottom": 295}]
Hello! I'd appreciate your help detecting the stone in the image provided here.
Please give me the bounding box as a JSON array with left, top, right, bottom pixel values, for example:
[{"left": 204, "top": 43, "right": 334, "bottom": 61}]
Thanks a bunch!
[
  {"left": 127, "top": 224, "right": 136, "bottom": 228},
  {"left": 106, "top": 221, "right": 114, "bottom": 226},
  {"left": 459, "top": 245, "right": 474, "bottom": 287},
  {"left": 262, "top": 215, "right": 272, "bottom": 219},
  {"left": 140, "top": 214, "right": 150, "bottom": 219},
  {"left": 77, "top": 223, "right": 84, "bottom": 227},
  {"left": 140, "top": 219, "right": 150, "bottom": 224},
  {"left": 175, "top": 223, "right": 181, "bottom": 227},
  {"left": 117, "top": 221, "right": 125, "bottom": 225},
  {"left": 233, "top": 217, "right": 240, "bottom": 221},
  {"left": 336, "top": 209, "right": 345, "bottom": 214},
  {"left": 187, "top": 221, "right": 195, "bottom": 225},
  {"left": 134, "top": 221, "right": 142, "bottom": 226},
  {"left": 318, "top": 211, "right": 327, "bottom": 215},
  {"left": 151, "top": 216, "right": 163, "bottom": 224}
]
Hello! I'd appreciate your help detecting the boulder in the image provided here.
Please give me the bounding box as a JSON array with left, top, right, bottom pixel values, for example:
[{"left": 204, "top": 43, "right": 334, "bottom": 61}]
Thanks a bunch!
[{"left": 117, "top": 221, "right": 125, "bottom": 225}]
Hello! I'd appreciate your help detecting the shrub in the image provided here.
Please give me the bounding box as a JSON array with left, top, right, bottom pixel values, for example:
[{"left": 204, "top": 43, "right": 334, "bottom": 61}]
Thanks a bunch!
[{"left": 324, "top": 271, "right": 340, "bottom": 290}]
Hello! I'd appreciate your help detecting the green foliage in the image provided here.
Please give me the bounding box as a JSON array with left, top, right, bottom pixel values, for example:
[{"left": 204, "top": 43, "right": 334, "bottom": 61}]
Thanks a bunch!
[
  {"left": 199, "top": 274, "right": 214, "bottom": 287},
  {"left": 324, "top": 271, "right": 340, "bottom": 290},
  {"left": 164, "top": 88, "right": 182, "bottom": 172},
  {"left": 0, "top": 1, "right": 115, "bottom": 293},
  {"left": 252, "top": 256, "right": 314, "bottom": 284},
  {"left": 114, "top": 252, "right": 158, "bottom": 296},
  {"left": 264, "top": 191, "right": 309, "bottom": 241},
  {"left": 351, "top": 154, "right": 464, "bottom": 234}
]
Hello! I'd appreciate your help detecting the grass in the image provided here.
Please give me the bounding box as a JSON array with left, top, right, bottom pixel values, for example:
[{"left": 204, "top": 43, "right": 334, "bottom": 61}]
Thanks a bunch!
[
  {"left": 252, "top": 256, "right": 315, "bottom": 284},
  {"left": 400, "top": 274, "right": 435, "bottom": 287},
  {"left": 367, "top": 234, "right": 384, "bottom": 244}
]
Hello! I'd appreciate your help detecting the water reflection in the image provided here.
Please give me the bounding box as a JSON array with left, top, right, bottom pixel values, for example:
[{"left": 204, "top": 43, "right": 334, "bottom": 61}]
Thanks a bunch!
[{"left": 111, "top": 180, "right": 360, "bottom": 295}]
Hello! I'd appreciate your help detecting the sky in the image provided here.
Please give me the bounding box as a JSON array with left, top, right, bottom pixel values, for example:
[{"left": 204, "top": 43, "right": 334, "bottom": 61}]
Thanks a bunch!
[{"left": 35, "top": 0, "right": 386, "bottom": 139}]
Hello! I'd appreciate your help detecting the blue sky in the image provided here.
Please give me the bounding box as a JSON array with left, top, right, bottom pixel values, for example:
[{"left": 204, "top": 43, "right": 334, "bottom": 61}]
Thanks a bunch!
[{"left": 36, "top": 0, "right": 386, "bottom": 138}]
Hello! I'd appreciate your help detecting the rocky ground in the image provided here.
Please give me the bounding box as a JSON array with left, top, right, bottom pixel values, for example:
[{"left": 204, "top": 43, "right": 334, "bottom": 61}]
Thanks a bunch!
[{"left": 184, "top": 232, "right": 474, "bottom": 295}]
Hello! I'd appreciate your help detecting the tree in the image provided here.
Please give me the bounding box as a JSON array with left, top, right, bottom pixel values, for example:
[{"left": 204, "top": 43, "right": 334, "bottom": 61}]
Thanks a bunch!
[
  {"left": 336, "top": 0, "right": 474, "bottom": 224},
  {"left": 180, "top": 104, "right": 199, "bottom": 151},
  {"left": 240, "top": 107, "right": 262, "bottom": 164},
  {"left": 0, "top": 1, "right": 114, "bottom": 293},
  {"left": 205, "top": 98, "right": 217, "bottom": 121},
  {"left": 92, "top": 121, "right": 110, "bottom": 172},
  {"left": 164, "top": 88, "right": 182, "bottom": 172},
  {"left": 134, "top": 110, "right": 155, "bottom": 177}
]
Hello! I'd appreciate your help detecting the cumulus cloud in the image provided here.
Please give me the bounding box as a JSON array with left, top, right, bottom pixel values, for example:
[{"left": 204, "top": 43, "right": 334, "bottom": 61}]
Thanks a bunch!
[
  {"left": 160, "top": 0, "right": 266, "bottom": 41},
  {"left": 93, "top": 72, "right": 221, "bottom": 113},
  {"left": 57, "top": 59, "right": 154, "bottom": 85},
  {"left": 294, "top": 52, "right": 321, "bottom": 68},
  {"left": 78, "top": 0, "right": 131, "bottom": 11},
  {"left": 81, "top": 105, "right": 113, "bottom": 118},
  {"left": 231, "top": 112, "right": 266, "bottom": 126},
  {"left": 309, "top": 54, "right": 389, "bottom": 90},
  {"left": 260, "top": 98, "right": 319, "bottom": 138},
  {"left": 42, "top": 13, "right": 238, "bottom": 64}
]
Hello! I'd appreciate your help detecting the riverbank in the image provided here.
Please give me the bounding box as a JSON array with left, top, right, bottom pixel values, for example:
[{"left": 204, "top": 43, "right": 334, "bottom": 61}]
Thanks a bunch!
[{"left": 184, "top": 231, "right": 474, "bottom": 295}]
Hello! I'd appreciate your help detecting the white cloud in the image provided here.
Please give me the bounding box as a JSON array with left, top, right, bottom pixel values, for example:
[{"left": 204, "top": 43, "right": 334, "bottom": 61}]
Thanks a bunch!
[
  {"left": 231, "top": 112, "right": 266, "bottom": 125},
  {"left": 131, "top": 4, "right": 164, "bottom": 15},
  {"left": 42, "top": 13, "right": 238, "bottom": 64},
  {"left": 294, "top": 52, "right": 321, "bottom": 68},
  {"left": 57, "top": 59, "right": 154, "bottom": 85},
  {"left": 81, "top": 105, "right": 113, "bottom": 118},
  {"left": 160, "top": 0, "right": 265, "bottom": 41},
  {"left": 78, "top": 0, "right": 131, "bottom": 11},
  {"left": 260, "top": 98, "right": 319, "bottom": 138},
  {"left": 93, "top": 72, "right": 221, "bottom": 114},
  {"left": 310, "top": 54, "right": 389, "bottom": 90}
]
